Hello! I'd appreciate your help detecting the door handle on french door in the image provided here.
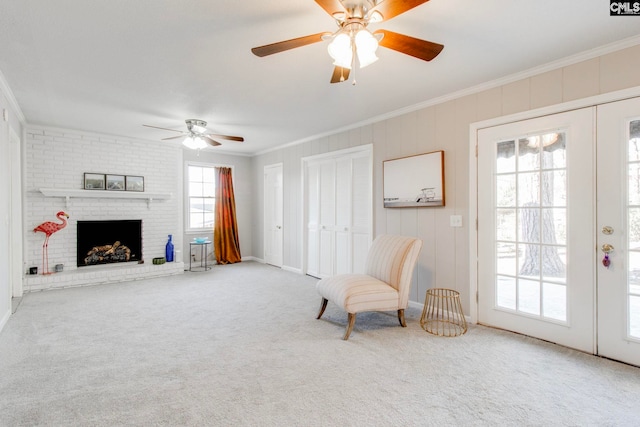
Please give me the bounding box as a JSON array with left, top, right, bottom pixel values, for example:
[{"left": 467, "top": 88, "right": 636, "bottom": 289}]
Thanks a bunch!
[{"left": 601, "top": 244, "right": 614, "bottom": 269}]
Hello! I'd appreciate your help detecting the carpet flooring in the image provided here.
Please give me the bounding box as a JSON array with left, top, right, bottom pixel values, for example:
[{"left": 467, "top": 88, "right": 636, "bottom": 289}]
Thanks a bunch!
[{"left": 1, "top": 261, "right": 639, "bottom": 426}]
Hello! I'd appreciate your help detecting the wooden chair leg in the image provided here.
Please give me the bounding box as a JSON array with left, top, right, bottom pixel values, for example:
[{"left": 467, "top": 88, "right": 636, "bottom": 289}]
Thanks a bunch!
[
  {"left": 343, "top": 313, "right": 356, "bottom": 340},
  {"left": 397, "top": 309, "right": 407, "bottom": 327},
  {"left": 317, "top": 298, "right": 328, "bottom": 319}
]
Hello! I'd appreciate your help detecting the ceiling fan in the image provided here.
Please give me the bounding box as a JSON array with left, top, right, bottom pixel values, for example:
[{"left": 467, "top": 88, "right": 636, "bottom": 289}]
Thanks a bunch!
[
  {"left": 251, "top": 0, "right": 444, "bottom": 84},
  {"left": 143, "top": 119, "right": 244, "bottom": 150}
]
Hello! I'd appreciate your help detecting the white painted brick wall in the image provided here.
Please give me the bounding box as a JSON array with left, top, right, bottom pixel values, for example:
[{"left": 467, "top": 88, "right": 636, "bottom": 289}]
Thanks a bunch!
[{"left": 24, "top": 126, "right": 184, "bottom": 290}]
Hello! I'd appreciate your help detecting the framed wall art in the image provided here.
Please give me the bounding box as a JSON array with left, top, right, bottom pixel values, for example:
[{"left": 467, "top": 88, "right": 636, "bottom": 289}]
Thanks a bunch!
[
  {"left": 126, "top": 175, "right": 144, "bottom": 192},
  {"left": 84, "top": 173, "right": 105, "bottom": 190},
  {"left": 383, "top": 150, "right": 445, "bottom": 208},
  {"left": 106, "top": 174, "right": 125, "bottom": 191}
]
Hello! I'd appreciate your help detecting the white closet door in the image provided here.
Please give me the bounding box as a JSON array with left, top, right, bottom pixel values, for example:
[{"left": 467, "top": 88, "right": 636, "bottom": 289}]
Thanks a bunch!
[
  {"left": 306, "top": 163, "right": 320, "bottom": 277},
  {"left": 335, "top": 157, "right": 351, "bottom": 275},
  {"left": 318, "top": 160, "right": 336, "bottom": 278},
  {"left": 305, "top": 147, "right": 372, "bottom": 278},
  {"left": 351, "top": 152, "right": 372, "bottom": 274}
]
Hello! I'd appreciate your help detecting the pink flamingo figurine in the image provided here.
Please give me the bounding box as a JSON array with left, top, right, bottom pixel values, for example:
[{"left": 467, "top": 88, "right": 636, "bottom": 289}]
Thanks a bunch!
[{"left": 33, "top": 211, "right": 69, "bottom": 275}]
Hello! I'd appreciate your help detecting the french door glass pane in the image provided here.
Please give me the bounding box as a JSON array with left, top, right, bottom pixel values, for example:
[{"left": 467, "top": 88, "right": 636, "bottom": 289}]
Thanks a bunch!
[
  {"left": 519, "top": 279, "right": 541, "bottom": 315},
  {"left": 629, "top": 163, "right": 640, "bottom": 205},
  {"left": 496, "top": 209, "right": 516, "bottom": 241},
  {"left": 494, "top": 132, "right": 568, "bottom": 321},
  {"left": 543, "top": 282, "right": 567, "bottom": 321},
  {"left": 496, "top": 175, "right": 516, "bottom": 207},
  {"left": 631, "top": 296, "right": 640, "bottom": 339},
  {"left": 542, "top": 134, "right": 567, "bottom": 169},
  {"left": 496, "top": 276, "right": 516, "bottom": 310},
  {"left": 518, "top": 173, "right": 540, "bottom": 206},
  {"left": 496, "top": 140, "right": 516, "bottom": 173},
  {"left": 542, "top": 171, "right": 566, "bottom": 207}
]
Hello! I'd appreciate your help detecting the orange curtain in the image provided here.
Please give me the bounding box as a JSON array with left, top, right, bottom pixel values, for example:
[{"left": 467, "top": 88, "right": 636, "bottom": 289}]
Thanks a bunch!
[{"left": 214, "top": 167, "right": 242, "bottom": 264}]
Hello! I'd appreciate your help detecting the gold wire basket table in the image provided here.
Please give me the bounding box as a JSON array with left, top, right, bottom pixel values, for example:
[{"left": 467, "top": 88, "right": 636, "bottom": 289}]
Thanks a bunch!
[{"left": 420, "top": 288, "right": 468, "bottom": 337}]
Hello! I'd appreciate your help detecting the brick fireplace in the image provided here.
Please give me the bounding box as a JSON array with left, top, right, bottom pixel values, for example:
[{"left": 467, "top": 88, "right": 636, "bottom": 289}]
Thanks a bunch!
[{"left": 24, "top": 127, "right": 184, "bottom": 292}]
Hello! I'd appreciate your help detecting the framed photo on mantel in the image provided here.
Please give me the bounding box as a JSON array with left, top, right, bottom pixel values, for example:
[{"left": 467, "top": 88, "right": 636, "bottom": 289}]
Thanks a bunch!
[
  {"left": 106, "top": 174, "right": 125, "bottom": 191},
  {"left": 84, "top": 173, "right": 105, "bottom": 190},
  {"left": 126, "top": 175, "right": 144, "bottom": 192},
  {"left": 383, "top": 150, "right": 445, "bottom": 208}
]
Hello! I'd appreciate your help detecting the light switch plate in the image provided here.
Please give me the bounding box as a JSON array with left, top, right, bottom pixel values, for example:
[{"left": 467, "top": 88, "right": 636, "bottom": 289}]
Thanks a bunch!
[{"left": 450, "top": 215, "right": 463, "bottom": 228}]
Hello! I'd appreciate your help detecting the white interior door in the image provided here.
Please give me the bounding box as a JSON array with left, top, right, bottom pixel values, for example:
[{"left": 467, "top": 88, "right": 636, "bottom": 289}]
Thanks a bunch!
[
  {"left": 597, "top": 97, "right": 640, "bottom": 366},
  {"left": 264, "top": 164, "right": 283, "bottom": 267},
  {"left": 478, "top": 108, "right": 596, "bottom": 353}
]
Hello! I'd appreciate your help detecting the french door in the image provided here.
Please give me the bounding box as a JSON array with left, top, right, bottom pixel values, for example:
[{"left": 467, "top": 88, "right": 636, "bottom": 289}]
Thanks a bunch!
[
  {"left": 478, "top": 99, "right": 640, "bottom": 366},
  {"left": 596, "top": 97, "right": 640, "bottom": 365},
  {"left": 478, "top": 108, "right": 596, "bottom": 353}
]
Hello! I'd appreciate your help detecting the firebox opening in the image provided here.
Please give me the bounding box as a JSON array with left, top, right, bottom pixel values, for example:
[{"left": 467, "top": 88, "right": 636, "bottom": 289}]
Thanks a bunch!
[{"left": 77, "top": 220, "right": 142, "bottom": 267}]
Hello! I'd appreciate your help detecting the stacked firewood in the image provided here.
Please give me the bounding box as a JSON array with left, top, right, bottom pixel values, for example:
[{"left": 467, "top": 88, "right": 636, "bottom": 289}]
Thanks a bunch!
[{"left": 84, "top": 241, "right": 131, "bottom": 265}]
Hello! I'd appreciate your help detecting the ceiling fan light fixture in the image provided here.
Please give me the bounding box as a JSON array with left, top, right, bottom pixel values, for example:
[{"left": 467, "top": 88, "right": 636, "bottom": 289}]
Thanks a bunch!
[
  {"left": 327, "top": 32, "right": 353, "bottom": 69},
  {"left": 368, "top": 10, "right": 384, "bottom": 23},
  {"left": 355, "top": 29, "right": 379, "bottom": 68},
  {"left": 182, "top": 135, "right": 207, "bottom": 150}
]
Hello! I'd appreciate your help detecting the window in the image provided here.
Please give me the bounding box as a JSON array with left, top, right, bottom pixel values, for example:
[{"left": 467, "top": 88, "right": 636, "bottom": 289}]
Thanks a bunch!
[{"left": 187, "top": 164, "right": 216, "bottom": 231}]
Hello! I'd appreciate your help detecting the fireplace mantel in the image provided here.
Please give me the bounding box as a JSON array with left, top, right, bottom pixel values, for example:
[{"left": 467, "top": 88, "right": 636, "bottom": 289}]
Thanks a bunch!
[{"left": 39, "top": 188, "right": 172, "bottom": 208}]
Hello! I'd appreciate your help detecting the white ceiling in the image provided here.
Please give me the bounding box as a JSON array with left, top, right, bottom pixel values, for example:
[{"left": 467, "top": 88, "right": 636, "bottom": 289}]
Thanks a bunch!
[{"left": 1, "top": 1, "right": 639, "bottom": 155}]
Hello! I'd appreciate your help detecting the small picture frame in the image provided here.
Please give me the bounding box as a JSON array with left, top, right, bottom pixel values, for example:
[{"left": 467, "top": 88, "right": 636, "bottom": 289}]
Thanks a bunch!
[
  {"left": 106, "top": 174, "right": 126, "bottom": 191},
  {"left": 84, "top": 173, "right": 105, "bottom": 190},
  {"left": 126, "top": 175, "right": 144, "bottom": 192}
]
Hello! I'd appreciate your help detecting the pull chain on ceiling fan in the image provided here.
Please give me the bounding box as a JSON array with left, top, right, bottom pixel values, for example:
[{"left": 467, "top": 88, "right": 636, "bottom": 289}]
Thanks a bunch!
[{"left": 251, "top": 0, "right": 444, "bottom": 84}]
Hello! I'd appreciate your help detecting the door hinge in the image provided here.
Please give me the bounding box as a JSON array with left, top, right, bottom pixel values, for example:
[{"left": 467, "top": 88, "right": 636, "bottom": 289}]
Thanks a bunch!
[
  {"left": 475, "top": 218, "right": 478, "bottom": 230},
  {"left": 476, "top": 291, "right": 479, "bottom": 303},
  {"left": 475, "top": 144, "right": 478, "bottom": 157}
]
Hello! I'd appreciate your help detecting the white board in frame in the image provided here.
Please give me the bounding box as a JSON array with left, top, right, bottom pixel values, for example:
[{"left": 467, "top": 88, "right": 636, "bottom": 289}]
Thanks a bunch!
[{"left": 383, "top": 150, "right": 445, "bottom": 208}]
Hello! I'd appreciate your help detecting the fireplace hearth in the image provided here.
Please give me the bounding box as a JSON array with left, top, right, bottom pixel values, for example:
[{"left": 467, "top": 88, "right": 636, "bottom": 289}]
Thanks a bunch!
[{"left": 77, "top": 220, "right": 142, "bottom": 267}]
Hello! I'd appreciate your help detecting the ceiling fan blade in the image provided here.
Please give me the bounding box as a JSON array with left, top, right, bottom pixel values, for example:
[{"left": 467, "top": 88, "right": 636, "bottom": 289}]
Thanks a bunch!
[
  {"left": 314, "top": 0, "right": 346, "bottom": 17},
  {"left": 251, "top": 32, "right": 328, "bottom": 57},
  {"left": 143, "top": 124, "right": 184, "bottom": 133},
  {"left": 330, "top": 66, "right": 350, "bottom": 84},
  {"left": 161, "top": 135, "right": 185, "bottom": 141},
  {"left": 206, "top": 133, "right": 244, "bottom": 142},
  {"left": 370, "top": 0, "right": 430, "bottom": 22},
  {"left": 203, "top": 136, "right": 222, "bottom": 147},
  {"left": 375, "top": 30, "right": 444, "bottom": 62}
]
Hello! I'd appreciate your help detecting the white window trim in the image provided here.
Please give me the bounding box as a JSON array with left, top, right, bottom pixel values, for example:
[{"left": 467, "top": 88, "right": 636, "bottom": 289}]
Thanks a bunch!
[{"left": 184, "top": 161, "right": 235, "bottom": 234}]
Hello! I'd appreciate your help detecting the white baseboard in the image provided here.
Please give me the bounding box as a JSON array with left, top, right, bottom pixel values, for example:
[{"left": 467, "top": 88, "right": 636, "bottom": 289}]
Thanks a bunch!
[
  {"left": 242, "top": 256, "right": 264, "bottom": 263},
  {"left": 282, "top": 265, "right": 303, "bottom": 275}
]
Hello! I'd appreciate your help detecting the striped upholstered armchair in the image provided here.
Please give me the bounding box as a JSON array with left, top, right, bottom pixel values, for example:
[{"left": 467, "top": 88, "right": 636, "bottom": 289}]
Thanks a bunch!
[{"left": 315, "top": 234, "right": 423, "bottom": 340}]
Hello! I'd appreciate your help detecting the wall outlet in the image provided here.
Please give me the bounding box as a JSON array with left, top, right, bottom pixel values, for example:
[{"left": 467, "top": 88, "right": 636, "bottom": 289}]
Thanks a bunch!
[{"left": 450, "top": 215, "right": 463, "bottom": 228}]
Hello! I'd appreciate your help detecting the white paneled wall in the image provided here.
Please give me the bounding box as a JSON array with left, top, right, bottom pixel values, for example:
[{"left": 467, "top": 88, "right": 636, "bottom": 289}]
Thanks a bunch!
[{"left": 24, "top": 127, "right": 184, "bottom": 291}]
